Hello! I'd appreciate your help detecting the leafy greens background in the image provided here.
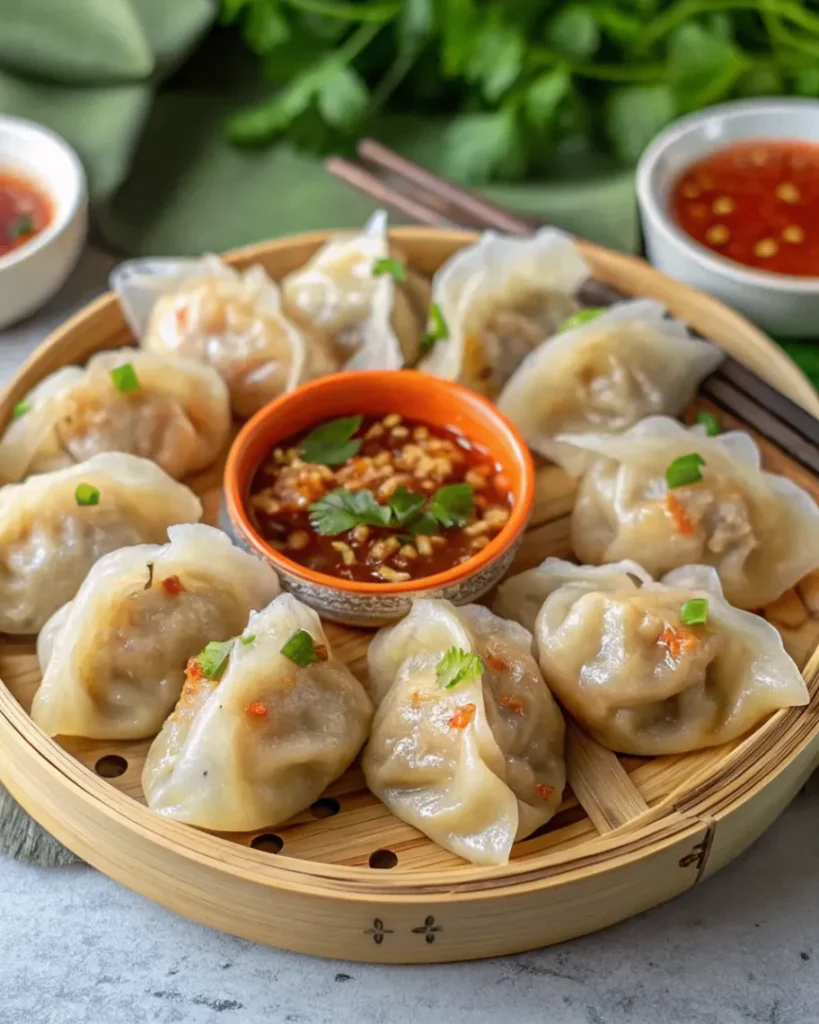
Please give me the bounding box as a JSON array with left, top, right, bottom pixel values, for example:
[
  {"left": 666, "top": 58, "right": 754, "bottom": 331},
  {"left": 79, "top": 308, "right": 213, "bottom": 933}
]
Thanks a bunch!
[{"left": 1, "top": 0, "right": 818, "bottom": 381}]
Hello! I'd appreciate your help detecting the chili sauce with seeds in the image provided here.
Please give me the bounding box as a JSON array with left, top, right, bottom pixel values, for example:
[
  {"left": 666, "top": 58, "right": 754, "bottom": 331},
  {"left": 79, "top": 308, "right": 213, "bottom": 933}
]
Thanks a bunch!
[
  {"left": 671, "top": 140, "right": 819, "bottom": 276},
  {"left": 0, "top": 172, "right": 52, "bottom": 258},
  {"left": 248, "top": 413, "right": 512, "bottom": 584}
]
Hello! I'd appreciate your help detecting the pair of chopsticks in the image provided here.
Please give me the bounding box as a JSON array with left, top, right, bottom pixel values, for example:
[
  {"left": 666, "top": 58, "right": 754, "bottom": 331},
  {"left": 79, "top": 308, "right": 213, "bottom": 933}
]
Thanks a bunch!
[{"left": 327, "top": 140, "right": 819, "bottom": 477}]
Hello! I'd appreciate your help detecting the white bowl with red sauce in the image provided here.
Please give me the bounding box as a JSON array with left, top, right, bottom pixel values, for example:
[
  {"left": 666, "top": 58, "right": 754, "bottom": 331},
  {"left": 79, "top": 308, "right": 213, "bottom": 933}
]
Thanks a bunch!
[
  {"left": 0, "top": 115, "right": 87, "bottom": 328},
  {"left": 637, "top": 99, "right": 819, "bottom": 338}
]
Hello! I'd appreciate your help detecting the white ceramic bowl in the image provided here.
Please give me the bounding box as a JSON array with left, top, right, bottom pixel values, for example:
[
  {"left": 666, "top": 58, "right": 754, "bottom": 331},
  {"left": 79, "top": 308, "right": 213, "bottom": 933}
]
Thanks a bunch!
[
  {"left": 637, "top": 98, "right": 819, "bottom": 338},
  {"left": 0, "top": 116, "right": 87, "bottom": 329}
]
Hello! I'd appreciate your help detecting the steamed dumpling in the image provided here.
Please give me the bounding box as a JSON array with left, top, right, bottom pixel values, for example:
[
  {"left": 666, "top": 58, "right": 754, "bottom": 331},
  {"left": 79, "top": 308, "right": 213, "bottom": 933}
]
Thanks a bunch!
[
  {"left": 418, "top": 228, "right": 589, "bottom": 399},
  {"left": 497, "top": 300, "right": 723, "bottom": 474},
  {"left": 495, "top": 558, "right": 808, "bottom": 755},
  {"left": 0, "top": 348, "right": 231, "bottom": 483},
  {"left": 143, "top": 593, "right": 372, "bottom": 831},
  {"left": 32, "top": 524, "right": 280, "bottom": 740},
  {"left": 112, "top": 255, "right": 317, "bottom": 418},
  {"left": 362, "top": 600, "right": 566, "bottom": 865},
  {"left": 0, "top": 453, "right": 202, "bottom": 634},
  {"left": 566, "top": 416, "right": 819, "bottom": 609},
  {"left": 281, "top": 210, "right": 430, "bottom": 369}
]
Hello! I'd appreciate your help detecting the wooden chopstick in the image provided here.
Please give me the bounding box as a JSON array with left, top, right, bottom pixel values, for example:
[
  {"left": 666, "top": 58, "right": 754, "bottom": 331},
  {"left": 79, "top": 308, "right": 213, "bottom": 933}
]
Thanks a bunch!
[
  {"left": 325, "top": 143, "right": 819, "bottom": 473},
  {"left": 357, "top": 138, "right": 537, "bottom": 236}
]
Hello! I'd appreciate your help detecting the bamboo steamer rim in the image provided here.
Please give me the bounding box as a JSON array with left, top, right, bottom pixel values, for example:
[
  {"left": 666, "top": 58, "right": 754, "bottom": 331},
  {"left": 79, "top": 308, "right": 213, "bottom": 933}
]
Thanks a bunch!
[{"left": 1, "top": 226, "right": 818, "bottom": 953}]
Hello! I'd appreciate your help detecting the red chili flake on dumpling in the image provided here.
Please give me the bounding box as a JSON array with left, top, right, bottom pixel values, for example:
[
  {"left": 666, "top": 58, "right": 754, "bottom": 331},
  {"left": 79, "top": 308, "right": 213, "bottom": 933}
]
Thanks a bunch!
[
  {"left": 498, "top": 694, "right": 524, "bottom": 715},
  {"left": 658, "top": 623, "right": 699, "bottom": 659},
  {"left": 314, "top": 642, "right": 329, "bottom": 662},
  {"left": 536, "top": 783, "right": 555, "bottom": 801},
  {"left": 486, "top": 651, "right": 509, "bottom": 671},
  {"left": 246, "top": 702, "right": 268, "bottom": 717},
  {"left": 186, "top": 657, "right": 204, "bottom": 682},
  {"left": 448, "top": 703, "right": 476, "bottom": 730},
  {"left": 665, "top": 493, "right": 695, "bottom": 536},
  {"left": 161, "top": 574, "right": 185, "bottom": 595}
]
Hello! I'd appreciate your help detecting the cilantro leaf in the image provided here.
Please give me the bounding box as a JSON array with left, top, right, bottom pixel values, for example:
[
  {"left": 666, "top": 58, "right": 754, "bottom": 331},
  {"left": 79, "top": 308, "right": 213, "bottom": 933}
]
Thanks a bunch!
[
  {"left": 309, "top": 488, "right": 392, "bottom": 535},
  {"left": 196, "top": 639, "right": 233, "bottom": 681},
  {"left": 388, "top": 485, "right": 426, "bottom": 525},
  {"left": 317, "top": 64, "right": 370, "bottom": 130},
  {"left": 372, "top": 256, "right": 408, "bottom": 282},
  {"left": 605, "top": 84, "right": 676, "bottom": 164},
  {"left": 408, "top": 511, "right": 439, "bottom": 536},
  {"left": 429, "top": 483, "right": 474, "bottom": 528},
  {"left": 437, "top": 647, "right": 485, "bottom": 689},
  {"left": 545, "top": 5, "right": 600, "bottom": 60},
  {"left": 440, "top": 106, "right": 525, "bottom": 185},
  {"left": 281, "top": 629, "right": 318, "bottom": 667},
  {"left": 525, "top": 69, "right": 570, "bottom": 128},
  {"left": 301, "top": 415, "right": 363, "bottom": 466},
  {"left": 464, "top": 13, "right": 524, "bottom": 102}
]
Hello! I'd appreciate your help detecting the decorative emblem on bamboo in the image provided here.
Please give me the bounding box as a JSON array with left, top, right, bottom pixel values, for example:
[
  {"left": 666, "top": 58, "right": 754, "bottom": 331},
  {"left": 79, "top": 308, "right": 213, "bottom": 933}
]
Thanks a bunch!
[
  {"left": 411, "top": 915, "right": 443, "bottom": 944},
  {"left": 364, "top": 918, "right": 394, "bottom": 944}
]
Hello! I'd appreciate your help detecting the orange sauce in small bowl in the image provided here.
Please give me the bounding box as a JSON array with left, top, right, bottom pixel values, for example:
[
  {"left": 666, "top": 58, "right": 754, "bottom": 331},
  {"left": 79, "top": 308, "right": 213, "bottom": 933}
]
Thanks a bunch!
[
  {"left": 0, "top": 171, "right": 52, "bottom": 258},
  {"left": 671, "top": 140, "right": 819, "bottom": 277}
]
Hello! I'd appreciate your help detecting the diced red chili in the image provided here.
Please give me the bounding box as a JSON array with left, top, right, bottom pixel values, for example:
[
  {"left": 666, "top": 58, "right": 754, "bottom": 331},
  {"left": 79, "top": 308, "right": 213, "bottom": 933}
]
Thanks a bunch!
[
  {"left": 665, "top": 493, "right": 695, "bottom": 535},
  {"left": 659, "top": 623, "right": 699, "bottom": 659},
  {"left": 536, "top": 783, "right": 555, "bottom": 800},
  {"left": 448, "top": 703, "right": 476, "bottom": 730},
  {"left": 246, "top": 702, "right": 268, "bottom": 717},
  {"left": 162, "top": 574, "right": 185, "bottom": 595}
]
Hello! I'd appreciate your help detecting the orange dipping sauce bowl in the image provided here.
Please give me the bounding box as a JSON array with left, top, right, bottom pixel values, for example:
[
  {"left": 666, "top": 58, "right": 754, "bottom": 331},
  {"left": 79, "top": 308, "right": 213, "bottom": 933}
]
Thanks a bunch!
[{"left": 224, "top": 370, "right": 535, "bottom": 626}]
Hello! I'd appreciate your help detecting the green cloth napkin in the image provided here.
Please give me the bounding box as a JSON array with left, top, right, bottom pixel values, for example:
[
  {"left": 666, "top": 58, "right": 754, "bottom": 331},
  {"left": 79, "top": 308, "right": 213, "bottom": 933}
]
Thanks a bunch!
[{"left": 0, "top": 0, "right": 640, "bottom": 256}]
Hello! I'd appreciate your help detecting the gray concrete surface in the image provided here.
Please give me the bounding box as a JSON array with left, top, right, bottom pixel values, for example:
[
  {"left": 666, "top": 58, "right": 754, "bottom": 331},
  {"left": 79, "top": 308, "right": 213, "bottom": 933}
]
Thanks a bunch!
[{"left": 1, "top": 248, "right": 818, "bottom": 1024}]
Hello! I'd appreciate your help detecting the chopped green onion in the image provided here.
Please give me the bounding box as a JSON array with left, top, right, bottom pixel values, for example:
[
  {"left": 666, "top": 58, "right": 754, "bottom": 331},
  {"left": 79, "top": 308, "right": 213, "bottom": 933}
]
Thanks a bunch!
[
  {"left": 666, "top": 453, "right": 705, "bottom": 489},
  {"left": 12, "top": 400, "right": 30, "bottom": 419},
  {"left": 372, "top": 256, "right": 407, "bottom": 282},
  {"left": 110, "top": 362, "right": 140, "bottom": 393},
  {"left": 696, "top": 411, "right": 721, "bottom": 436},
  {"left": 74, "top": 483, "right": 100, "bottom": 507},
  {"left": 557, "top": 307, "right": 606, "bottom": 332},
  {"left": 680, "top": 598, "right": 709, "bottom": 626},
  {"left": 281, "top": 629, "right": 318, "bottom": 667},
  {"left": 240, "top": 634, "right": 256, "bottom": 646}
]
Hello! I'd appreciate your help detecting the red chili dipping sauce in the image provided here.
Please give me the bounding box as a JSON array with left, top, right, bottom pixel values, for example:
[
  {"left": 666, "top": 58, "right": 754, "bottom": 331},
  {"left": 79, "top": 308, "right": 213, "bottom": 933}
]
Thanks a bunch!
[
  {"left": 0, "top": 171, "right": 51, "bottom": 258},
  {"left": 249, "top": 412, "right": 513, "bottom": 584},
  {"left": 671, "top": 140, "right": 819, "bottom": 276}
]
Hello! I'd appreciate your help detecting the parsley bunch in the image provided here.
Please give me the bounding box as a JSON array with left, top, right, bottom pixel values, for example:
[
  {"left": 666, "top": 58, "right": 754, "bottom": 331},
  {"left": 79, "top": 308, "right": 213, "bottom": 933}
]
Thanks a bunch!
[{"left": 221, "top": 1, "right": 819, "bottom": 181}]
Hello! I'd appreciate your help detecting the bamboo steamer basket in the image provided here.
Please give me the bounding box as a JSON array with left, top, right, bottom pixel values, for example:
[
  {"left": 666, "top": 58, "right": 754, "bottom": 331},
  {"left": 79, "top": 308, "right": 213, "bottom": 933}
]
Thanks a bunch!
[{"left": 1, "top": 228, "right": 819, "bottom": 964}]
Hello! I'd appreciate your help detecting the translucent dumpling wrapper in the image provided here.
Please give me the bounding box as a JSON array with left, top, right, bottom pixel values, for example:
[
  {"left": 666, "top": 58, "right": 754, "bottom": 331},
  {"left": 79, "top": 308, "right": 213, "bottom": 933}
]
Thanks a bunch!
[
  {"left": 565, "top": 416, "right": 819, "bottom": 609},
  {"left": 0, "top": 348, "right": 231, "bottom": 484},
  {"left": 143, "top": 593, "right": 373, "bottom": 831},
  {"left": 497, "top": 300, "right": 723, "bottom": 475},
  {"left": 362, "top": 600, "right": 566, "bottom": 865},
  {"left": 418, "top": 228, "right": 589, "bottom": 399},
  {"left": 495, "top": 557, "right": 809, "bottom": 756},
  {"left": 0, "top": 452, "right": 202, "bottom": 634},
  {"left": 111, "top": 255, "right": 321, "bottom": 419},
  {"left": 281, "top": 210, "right": 431, "bottom": 370},
  {"left": 32, "top": 524, "right": 280, "bottom": 740}
]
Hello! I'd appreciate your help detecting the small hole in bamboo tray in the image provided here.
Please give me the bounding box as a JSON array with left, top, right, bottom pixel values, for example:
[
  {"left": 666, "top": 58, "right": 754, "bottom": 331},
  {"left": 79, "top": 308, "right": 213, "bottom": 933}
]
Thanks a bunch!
[
  {"left": 251, "top": 833, "right": 284, "bottom": 854},
  {"left": 310, "top": 797, "right": 340, "bottom": 819},
  {"left": 94, "top": 755, "right": 127, "bottom": 779},
  {"left": 369, "top": 848, "right": 398, "bottom": 869}
]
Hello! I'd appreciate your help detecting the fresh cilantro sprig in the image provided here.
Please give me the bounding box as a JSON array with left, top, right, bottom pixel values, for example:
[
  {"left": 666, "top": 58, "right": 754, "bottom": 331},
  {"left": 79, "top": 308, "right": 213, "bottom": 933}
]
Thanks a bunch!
[
  {"left": 309, "top": 489, "right": 392, "bottom": 534},
  {"left": 309, "top": 482, "right": 474, "bottom": 537},
  {"left": 437, "top": 647, "right": 486, "bottom": 689},
  {"left": 419, "top": 303, "right": 448, "bottom": 359},
  {"left": 280, "top": 629, "right": 319, "bottom": 667},
  {"left": 195, "top": 640, "right": 234, "bottom": 681},
  {"left": 301, "top": 415, "right": 363, "bottom": 466}
]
